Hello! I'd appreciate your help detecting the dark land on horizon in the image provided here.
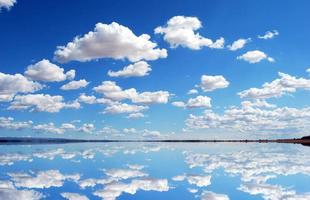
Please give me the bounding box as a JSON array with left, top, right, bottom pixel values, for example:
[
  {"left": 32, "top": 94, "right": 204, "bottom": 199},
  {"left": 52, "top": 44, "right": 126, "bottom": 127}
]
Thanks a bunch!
[{"left": 0, "top": 136, "right": 310, "bottom": 146}]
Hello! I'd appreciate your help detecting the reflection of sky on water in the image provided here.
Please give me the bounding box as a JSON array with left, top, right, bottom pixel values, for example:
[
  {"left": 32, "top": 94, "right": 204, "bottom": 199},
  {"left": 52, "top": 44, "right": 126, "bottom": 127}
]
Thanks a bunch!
[{"left": 0, "top": 143, "right": 309, "bottom": 200}]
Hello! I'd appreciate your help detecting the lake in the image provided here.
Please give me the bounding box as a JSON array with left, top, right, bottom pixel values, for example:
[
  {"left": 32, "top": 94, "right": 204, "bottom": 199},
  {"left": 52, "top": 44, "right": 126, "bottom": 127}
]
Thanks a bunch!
[{"left": 0, "top": 142, "right": 309, "bottom": 200}]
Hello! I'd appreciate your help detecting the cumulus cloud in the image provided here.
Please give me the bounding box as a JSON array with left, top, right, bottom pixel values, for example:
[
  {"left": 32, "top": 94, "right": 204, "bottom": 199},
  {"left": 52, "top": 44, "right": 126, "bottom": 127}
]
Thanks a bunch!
[
  {"left": 238, "top": 72, "right": 310, "bottom": 99},
  {"left": 25, "top": 59, "right": 75, "bottom": 82},
  {"left": 33, "top": 123, "right": 66, "bottom": 134},
  {"left": 0, "top": 72, "right": 43, "bottom": 102},
  {"left": 8, "top": 94, "right": 80, "bottom": 112},
  {"left": 0, "top": 0, "right": 16, "bottom": 11},
  {"left": 172, "top": 174, "right": 211, "bottom": 187},
  {"left": 93, "top": 81, "right": 170, "bottom": 104},
  {"left": 307, "top": 68, "right": 310, "bottom": 75},
  {"left": 237, "top": 50, "right": 274, "bottom": 63},
  {"left": 187, "top": 89, "right": 198, "bottom": 95},
  {"left": 0, "top": 117, "right": 33, "bottom": 130},
  {"left": 61, "top": 193, "right": 89, "bottom": 200},
  {"left": 258, "top": 30, "right": 279, "bottom": 40},
  {"left": 155, "top": 16, "right": 224, "bottom": 50},
  {"left": 9, "top": 170, "right": 80, "bottom": 189},
  {"left": 54, "top": 22, "right": 167, "bottom": 63},
  {"left": 60, "top": 79, "right": 89, "bottom": 90},
  {"left": 93, "top": 178, "right": 169, "bottom": 200},
  {"left": 185, "top": 100, "right": 310, "bottom": 134},
  {"left": 172, "top": 95, "right": 211, "bottom": 109},
  {"left": 104, "top": 169, "right": 147, "bottom": 180},
  {"left": 78, "top": 123, "right": 95, "bottom": 133},
  {"left": 104, "top": 102, "right": 148, "bottom": 114},
  {"left": 200, "top": 75, "right": 229, "bottom": 92},
  {"left": 227, "top": 38, "right": 250, "bottom": 51},
  {"left": 108, "top": 61, "right": 151, "bottom": 77},
  {"left": 201, "top": 191, "right": 230, "bottom": 200},
  {"left": 126, "top": 112, "right": 145, "bottom": 119},
  {"left": 0, "top": 180, "right": 43, "bottom": 200}
]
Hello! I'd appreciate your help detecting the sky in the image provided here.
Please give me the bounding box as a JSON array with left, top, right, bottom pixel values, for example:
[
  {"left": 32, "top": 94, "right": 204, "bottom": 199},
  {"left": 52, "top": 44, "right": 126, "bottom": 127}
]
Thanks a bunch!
[{"left": 1, "top": 0, "right": 310, "bottom": 139}]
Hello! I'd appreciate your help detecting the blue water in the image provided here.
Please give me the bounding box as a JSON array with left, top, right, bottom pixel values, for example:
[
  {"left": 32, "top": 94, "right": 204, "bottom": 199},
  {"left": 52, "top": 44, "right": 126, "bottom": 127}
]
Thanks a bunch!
[{"left": 0, "top": 143, "right": 309, "bottom": 200}]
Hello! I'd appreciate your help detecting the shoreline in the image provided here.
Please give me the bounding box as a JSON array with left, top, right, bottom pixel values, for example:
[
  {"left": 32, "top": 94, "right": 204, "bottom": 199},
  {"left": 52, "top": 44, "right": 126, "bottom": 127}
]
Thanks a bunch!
[{"left": 0, "top": 137, "right": 309, "bottom": 146}]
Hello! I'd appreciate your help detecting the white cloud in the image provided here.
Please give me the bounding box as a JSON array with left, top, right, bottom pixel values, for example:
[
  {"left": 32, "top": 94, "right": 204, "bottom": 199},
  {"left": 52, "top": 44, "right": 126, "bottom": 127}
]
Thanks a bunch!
[
  {"left": 307, "top": 68, "right": 310, "bottom": 75},
  {"left": 258, "top": 30, "right": 279, "bottom": 40},
  {"left": 0, "top": 187, "right": 43, "bottom": 200},
  {"left": 172, "top": 96, "right": 211, "bottom": 109},
  {"left": 172, "top": 174, "right": 211, "bottom": 187},
  {"left": 172, "top": 101, "right": 186, "bottom": 108},
  {"left": 187, "top": 89, "right": 198, "bottom": 95},
  {"left": 0, "top": 117, "right": 33, "bottom": 130},
  {"left": 8, "top": 94, "right": 80, "bottom": 112},
  {"left": 126, "top": 112, "right": 145, "bottom": 119},
  {"left": 104, "top": 102, "right": 148, "bottom": 114},
  {"left": 54, "top": 22, "right": 167, "bottom": 63},
  {"left": 77, "top": 93, "right": 97, "bottom": 104},
  {"left": 79, "top": 123, "right": 95, "bottom": 133},
  {"left": 237, "top": 50, "right": 274, "bottom": 63},
  {"left": 0, "top": 72, "right": 43, "bottom": 102},
  {"left": 155, "top": 16, "right": 224, "bottom": 50},
  {"left": 9, "top": 170, "right": 80, "bottom": 189},
  {"left": 108, "top": 61, "right": 151, "bottom": 77},
  {"left": 93, "top": 81, "right": 170, "bottom": 104},
  {"left": 238, "top": 72, "right": 310, "bottom": 99},
  {"left": 0, "top": 0, "right": 16, "bottom": 11},
  {"left": 93, "top": 178, "right": 169, "bottom": 200},
  {"left": 61, "top": 193, "right": 89, "bottom": 200},
  {"left": 33, "top": 123, "right": 65, "bottom": 134},
  {"left": 60, "top": 79, "right": 89, "bottom": 90},
  {"left": 123, "top": 128, "right": 137, "bottom": 134},
  {"left": 104, "top": 169, "right": 147, "bottom": 180},
  {"left": 142, "top": 129, "right": 161, "bottom": 138},
  {"left": 25, "top": 59, "right": 75, "bottom": 82},
  {"left": 227, "top": 38, "right": 250, "bottom": 51},
  {"left": 185, "top": 101, "right": 310, "bottom": 134},
  {"left": 200, "top": 75, "right": 229, "bottom": 92},
  {"left": 201, "top": 191, "right": 230, "bottom": 200}
]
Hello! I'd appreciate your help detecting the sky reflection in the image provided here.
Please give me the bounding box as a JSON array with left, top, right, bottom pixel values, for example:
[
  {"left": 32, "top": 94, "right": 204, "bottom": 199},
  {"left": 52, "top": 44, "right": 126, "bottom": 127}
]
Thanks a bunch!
[{"left": 0, "top": 143, "right": 309, "bottom": 200}]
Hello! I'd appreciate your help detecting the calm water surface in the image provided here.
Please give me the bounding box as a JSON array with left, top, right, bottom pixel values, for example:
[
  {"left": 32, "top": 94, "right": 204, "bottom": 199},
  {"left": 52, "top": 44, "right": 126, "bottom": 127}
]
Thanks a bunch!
[{"left": 0, "top": 143, "right": 309, "bottom": 200}]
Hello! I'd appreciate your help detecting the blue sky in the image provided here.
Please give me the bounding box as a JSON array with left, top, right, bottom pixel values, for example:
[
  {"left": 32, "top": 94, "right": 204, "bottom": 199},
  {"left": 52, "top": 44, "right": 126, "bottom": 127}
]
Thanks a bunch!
[{"left": 1, "top": 0, "right": 310, "bottom": 139}]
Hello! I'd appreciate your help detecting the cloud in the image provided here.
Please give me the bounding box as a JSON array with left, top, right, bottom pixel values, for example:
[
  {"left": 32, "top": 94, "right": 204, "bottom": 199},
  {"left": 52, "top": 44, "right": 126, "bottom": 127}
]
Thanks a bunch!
[
  {"left": 185, "top": 100, "right": 310, "bottom": 134},
  {"left": 187, "top": 89, "right": 198, "bottom": 95},
  {"left": 172, "top": 174, "right": 211, "bottom": 187},
  {"left": 172, "top": 95, "right": 211, "bottom": 109},
  {"left": 93, "top": 178, "right": 169, "bottom": 200},
  {"left": 307, "top": 68, "right": 310, "bottom": 75},
  {"left": 104, "top": 169, "right": 147, "bottom": 180},
  {"left": 93, "top": 81, "right": 170, "bottom": 104},
  {"left": 9, "top": 170, "right": 80, "bottom": 189},
  {"left": 60, "top": 79, "right": 89, "bottom": 90},
  {"left": 54, "top": 22, "right": 167, "bottom": 63},
  {"left": 200, "top": 75, "right": 229, "bottom": 92},
  {"left": 78, "top": 123, "right": 95, "bottom": 133},
  {"left": 227, "top": 38, "right": 250, "bottom": 51},
  {"left": 33, "top": 123, "right": 65, "bottom": 134},
  {"left": 77, "top": 93, "right": 98, "bottom": 104},
  {"left": 8, "top": 94, "right": 80, "bottom": 112},
  {"left": 155, "top": 16, "right": 224, "bottom": 50},
  {"left": 0, "top": 72, "right": 43, "bottom": 102},
  {"left": 104, "top": 102, "right": 148, "bottom": 114},
  {"left": 0, "top": 181, "right": 43, "bottom": 200},
  {"left": 238, "top": 72, "right": 310, "bottom": 99},
  {"left": 0, "top": 0, "right": 16, "bottom": 11},
  {"left": 258, "top": 30, "right": 279, "bottom": 40},
  {"left": 108, "top": 61, "right": 151, "bottom": 78},
  {"left": 0, "top": 117, "right": 33, "bottom": 130},
  {"left": 201, "top": 191, "right": 229, "bottom": 200},
  {"left": 237, "top": 50, "right": 274, "bottom": 63},
  {"left": 25, "top": 59, "right": 75, "bottom": 82},
  {"left": 61, "top": 193, "right": 89, "bottom": 200},
  {"left": 142, "top": 129, "right": 161, "bottom": 138},
  {"left": 126, "top": 112, "right": 145, "bottom": 119}
]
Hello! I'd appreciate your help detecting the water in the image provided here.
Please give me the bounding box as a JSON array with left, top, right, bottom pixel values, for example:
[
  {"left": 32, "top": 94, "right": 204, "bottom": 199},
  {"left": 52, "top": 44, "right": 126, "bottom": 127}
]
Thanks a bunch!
[{"left": 0, "top": 142, "right": 309, "bottom": 200}]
